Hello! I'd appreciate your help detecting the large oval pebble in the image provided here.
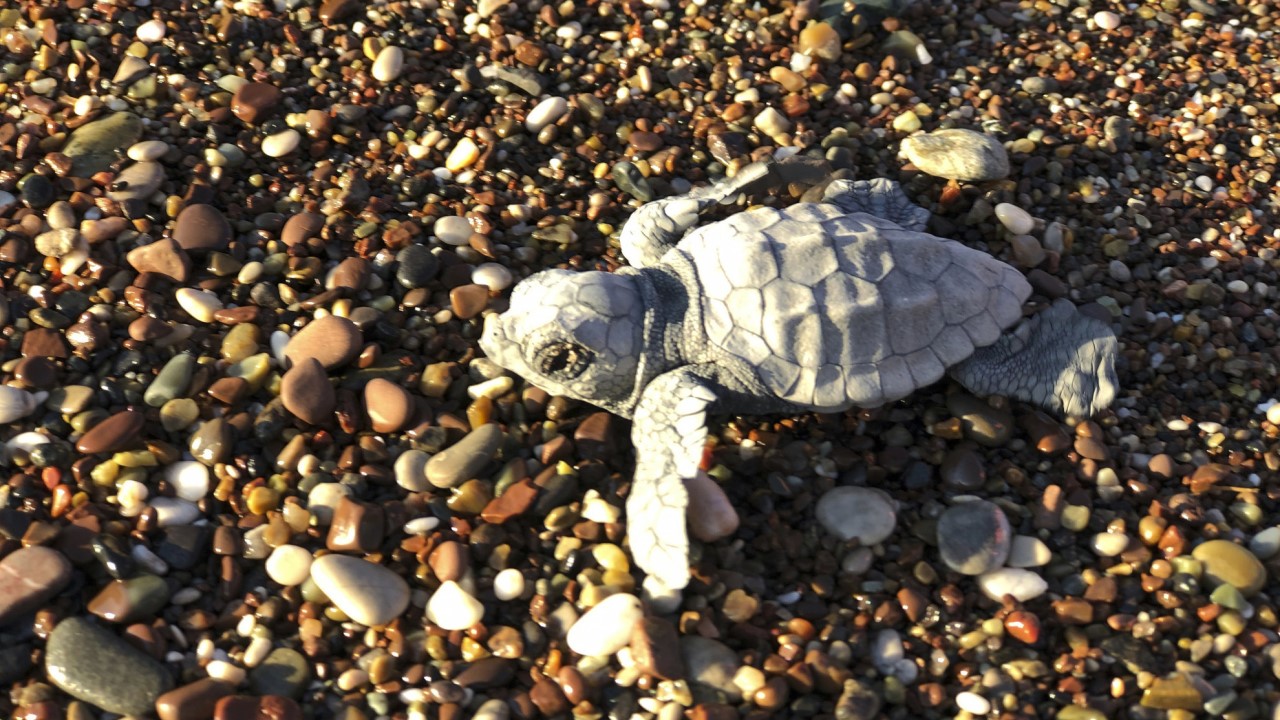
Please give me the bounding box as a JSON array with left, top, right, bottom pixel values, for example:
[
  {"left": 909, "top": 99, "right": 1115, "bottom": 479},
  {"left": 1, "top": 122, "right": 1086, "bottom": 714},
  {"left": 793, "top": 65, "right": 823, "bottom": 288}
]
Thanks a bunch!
[
  {"left": 310, "top": 554, "right": 410, "bottom": 626},
  {"left": 901, "top": 128, "right": 1010, "bottom": 181},
  {"left": 814, "top": 486, "right": 896, "bottom": 544},
  {"left": 566, "top": 593, "right": 643, "bottom": 657}
]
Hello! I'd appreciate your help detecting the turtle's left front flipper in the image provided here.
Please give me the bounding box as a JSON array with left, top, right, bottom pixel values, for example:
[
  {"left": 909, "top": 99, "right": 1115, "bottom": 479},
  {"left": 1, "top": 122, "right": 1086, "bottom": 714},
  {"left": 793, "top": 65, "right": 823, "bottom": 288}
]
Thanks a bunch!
[{"left": 626, "top": 367, "right": 719, "bottom": 591}]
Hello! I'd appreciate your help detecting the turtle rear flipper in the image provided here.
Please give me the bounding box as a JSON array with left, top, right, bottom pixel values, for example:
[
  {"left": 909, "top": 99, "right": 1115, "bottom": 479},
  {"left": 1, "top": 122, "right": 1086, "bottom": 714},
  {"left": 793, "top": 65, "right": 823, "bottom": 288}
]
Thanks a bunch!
[
  {"left": 822, "top": 178, "right": 931, "bottom": 231},
  {"left": 948, "top": 299, "right": 1118, "bottom": 418}
]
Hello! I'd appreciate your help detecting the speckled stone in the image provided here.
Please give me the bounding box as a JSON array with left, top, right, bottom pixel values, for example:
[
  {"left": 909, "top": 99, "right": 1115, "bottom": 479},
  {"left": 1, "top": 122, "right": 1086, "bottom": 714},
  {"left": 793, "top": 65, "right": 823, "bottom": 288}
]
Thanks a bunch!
[{"left": 45, "top": 616, "right": 173, "bottom": 715}]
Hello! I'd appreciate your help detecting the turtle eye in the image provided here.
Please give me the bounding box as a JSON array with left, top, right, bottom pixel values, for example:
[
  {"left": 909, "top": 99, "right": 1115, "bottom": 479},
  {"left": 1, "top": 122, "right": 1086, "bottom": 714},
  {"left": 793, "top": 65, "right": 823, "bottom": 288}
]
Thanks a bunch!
[{"left": 538, "top": 341, "right": 592, "bottom": 379}]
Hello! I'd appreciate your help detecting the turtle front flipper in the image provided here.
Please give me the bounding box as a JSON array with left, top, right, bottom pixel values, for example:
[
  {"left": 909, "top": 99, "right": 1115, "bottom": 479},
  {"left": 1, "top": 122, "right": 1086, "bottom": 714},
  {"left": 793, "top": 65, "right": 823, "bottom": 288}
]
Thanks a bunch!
[
  {"left": 618, "top": 156, "right": 832, "bottom": 268},
  {"left": 627, "top": 367, "right": 719, "bottom": 590}
]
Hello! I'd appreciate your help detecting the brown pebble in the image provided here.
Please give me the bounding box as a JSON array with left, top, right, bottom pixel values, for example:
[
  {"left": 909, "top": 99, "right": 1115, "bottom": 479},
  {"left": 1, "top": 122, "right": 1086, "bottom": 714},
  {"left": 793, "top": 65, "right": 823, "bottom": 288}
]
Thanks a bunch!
[
  {"left": 155, "top": 678, "right": 234, "bottom": 720},
  {"left": 283, "top": 315, "right": 362, "bottom": 370},
  {"left": 364, "top": 378, "right": 414, "bottom": 433},
  {"left": 280, "top": 358, "right": 335, "bottom": 425},
  {"left": 22, "top": 327, "right": 69, "bottom": 358},
  {"left": 330, "top": 257, "right": 370, "bottom": 290},
  {"left": 479, "top": 478, "right": 538, "bottom": 523},
  {"left": 630, "top": 616, "right": 684, "bottom": 680},
  {"left": 213, "top": 695, "right": 302, "bottom": 720},
  {"left": 529, "top": 677, "right": 570, "bottom": 716},
  {"left": 428, "top": 540, "right": 467, "bottom": 582},
  {"left": 172, "top": 204, "right": 232, "bottom": 252},
  {"left": 75, "top": 409, "right": 145, "bottom": 454},
  {"left": 326, "top": 496, "right": 385, "bottom": 553},
  {"left": 230, "top": 83, "right": 281, "bottom": 124},
  {"left": 128, "top": 316, "right": 172, "bottom": 342},
  {"left": 14, "top": 356, "right": 57, "bottom": 390},
  {"left": 1004, "top": 610, "right": 1040, "bottom": 643},
  {"left": 450, "top": 284, "right": 489, "bottom": 319},
  {"left": 126, "top": 238, "right": 190, "bottom": 283},
  {"left": 281, "top": 212, "right": 324, "bottom": 247}
]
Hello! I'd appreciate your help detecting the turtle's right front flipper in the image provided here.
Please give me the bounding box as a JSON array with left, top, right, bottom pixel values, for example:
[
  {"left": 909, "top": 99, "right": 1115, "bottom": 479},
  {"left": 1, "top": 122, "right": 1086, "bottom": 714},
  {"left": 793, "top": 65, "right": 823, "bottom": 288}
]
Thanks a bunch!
[
  {"left": 618, "top": 156, "right": 833, "bottom": 268},
  {"left": 626, "top": 367, "right": 719, "bottom": 591}
]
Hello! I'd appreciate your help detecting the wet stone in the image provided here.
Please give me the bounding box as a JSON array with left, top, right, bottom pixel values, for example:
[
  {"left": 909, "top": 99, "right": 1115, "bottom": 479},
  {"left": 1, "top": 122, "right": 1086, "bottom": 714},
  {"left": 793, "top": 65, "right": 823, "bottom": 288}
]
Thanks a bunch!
[
  {"left": 937, "top": 500, "right": 1012, "bottom": 575},
  {"left": 395, "top": 244, "right": 440, "bottom": 288},
  {"left": 326, "top": 496, "right": 385, "bottom": 553},
  {"left": 45, "top": 616, "right": 173, "bottom": 716},
  {"left": 0, "top": 546, "right": 73, "bottom": 624},
  {"left": 75, "top": 409, "right": 145, "bottom": 454},
  {"left": 190, "top": 418, "right": 233, "bottom": 466},
  {"left": 214, "top": 695, "right": 303, "bottom": 720},
  {"left": 1192, "top": 540, "right": 1267, "bottom": 597},
  {"left": 87, "top": 574, "right": 170, "bottom": 623}
]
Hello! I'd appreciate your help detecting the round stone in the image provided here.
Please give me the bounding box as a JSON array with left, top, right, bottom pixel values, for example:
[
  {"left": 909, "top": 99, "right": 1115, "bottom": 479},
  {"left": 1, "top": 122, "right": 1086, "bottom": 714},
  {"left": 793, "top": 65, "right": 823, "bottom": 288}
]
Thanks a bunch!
[
  {"left": 266, "top": 545, "right": 314, "bottom": 586},
  {"left": 108, "top": 161, "right": 165, "bottom": 201},
  {"left": 425, "top": 424, "right": 503, "bottom": 488},
  {"left": 164, "top": 461, "right": 211, "bottom": 502},
  {"left": 394, "top": 449, "right": 430, "bottom": 492},
  {"left": 977, "top": 568, "right": 1048, "bottom": 602},
  {"left": 814, "top": 486, "right": 896, "bottom": 545},
  {"left": 372, "top": 45, "right": 405, "bottom": 82},
  {"left": 427, "top": 581, "right": 485, "bottom": 631},
  {"left": 434, "top": 215, "right": 473, "bottom": 246},
  {"left": 1191, "top": 540, "right": 1267, "bottom": 597},
  {"left": 526, "top": 96, "right": 569, "bottom": 133},
  {"left": 263, "top": 129, "right": 301, "bottom": 158},
  {"left": 493, "top": 568, "right": 525, "bottom": 601},
  {"left": 0, "top": 386, "right": 38, "bottom": 424},
  {"left": 937, "top": 500, "right": 1011, "bottom": 575},
  {"left": 128, "top": 140, "right": 170, "bottom": 162},
  {"left": 395, "top": 244, "right": 440, "bottom": 288},
  {"left": 1094, "top": 10, "right": 1121, "bottom": 29},
  {"left": 365, "top": 377, "right": 414, "bottom": 433},
  {"left": 176, "top": 287, "right": 223, "bottom": 323},
  {"left": 173, "top": 203, "right": 232, "bottom": 252},
  {"left": 472, "top": 263, "right": 514, "bottom": 291},
  {"left": 566, "top": 593, "right": 643, "bottom": 657},
  {"left": 445, "top": 137, "right": 480, "bottom": 173},
  {"left": 1006, "top": 535, "right": 1052, "bottom": 567},
  {"left": 281, "top": 358, "right": 336, "bottom": 425},
  {"left": 310, "top": 553, "right": 410, "bottom": 626},
  {"left": 685, "top": 471, "right": 740, "bottom": 543}
]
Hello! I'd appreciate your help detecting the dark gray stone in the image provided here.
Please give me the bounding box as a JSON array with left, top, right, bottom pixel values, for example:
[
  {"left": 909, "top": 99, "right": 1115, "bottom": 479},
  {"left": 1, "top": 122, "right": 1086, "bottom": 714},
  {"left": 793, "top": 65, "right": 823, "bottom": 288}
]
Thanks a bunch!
[{"left": 45, "top": 616, "right": 173, "bottom": 715}]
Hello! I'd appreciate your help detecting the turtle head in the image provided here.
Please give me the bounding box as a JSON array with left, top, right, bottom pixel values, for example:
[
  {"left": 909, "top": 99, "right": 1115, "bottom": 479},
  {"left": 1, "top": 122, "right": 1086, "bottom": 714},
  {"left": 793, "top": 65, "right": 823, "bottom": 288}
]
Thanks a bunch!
[{"left": 480, "top": 269, "right": 647, "bottom": 416}]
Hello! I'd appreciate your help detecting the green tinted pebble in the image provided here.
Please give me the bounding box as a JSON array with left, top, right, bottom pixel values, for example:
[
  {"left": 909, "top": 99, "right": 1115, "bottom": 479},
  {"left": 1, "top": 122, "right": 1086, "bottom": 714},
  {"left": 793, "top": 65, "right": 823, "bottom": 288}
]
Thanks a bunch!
[
  {"left": 47, "top": 385, "right": 94, "bottom": 415},
  {"left": 144, "top": 354, "right": 196, "bottom": 407},
  {"left": 90, "top": 460, "right": 119, "bottom": 486},
  {"left": 882, "top": 676, "right": 905, "bottom": 705},
  {"left": 1217, "top": 611, "right": 1245, "bottom": 635},
  {"left": 71, "top": 409, "right": 108, "bottom": 434},
  {"left": 1061, "top": 504, "right": 1091, "bottom": 531},
  {"left": 160, "top": 398, "right": 200, "bottom": 431},
  {"left": 111, "top": 450, "right": 157, "bottom": 468},
  {"left": 1057, "top": 707, "right": 1107, "bottom": 720},
  {"left": 1210, "top": 584, "right": 1248, "bottom": 611},
  {"left": 1172, "top": 556, "right": 1203, "bottom": 576},
  {"left": 1229, "top": 502, "right": 1262, "bottom": 526},
  {"left": 221, "top": 323, "right": 261, "bottom": 362}
]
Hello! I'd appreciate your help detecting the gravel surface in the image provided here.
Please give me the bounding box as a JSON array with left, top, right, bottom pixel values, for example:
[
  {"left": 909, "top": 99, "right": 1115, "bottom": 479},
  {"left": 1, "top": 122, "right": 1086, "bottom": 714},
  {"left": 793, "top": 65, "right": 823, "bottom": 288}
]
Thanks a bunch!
[{"left": 1, "top": 0, "right": 1279, "bottom": 718}]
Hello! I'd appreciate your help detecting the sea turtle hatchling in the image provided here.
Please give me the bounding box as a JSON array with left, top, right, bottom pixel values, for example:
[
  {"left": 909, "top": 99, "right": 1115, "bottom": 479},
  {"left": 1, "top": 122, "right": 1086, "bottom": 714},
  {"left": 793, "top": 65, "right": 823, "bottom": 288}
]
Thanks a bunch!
[{"left": 480, "top": 158, "right": 1119, "bottom": 591}]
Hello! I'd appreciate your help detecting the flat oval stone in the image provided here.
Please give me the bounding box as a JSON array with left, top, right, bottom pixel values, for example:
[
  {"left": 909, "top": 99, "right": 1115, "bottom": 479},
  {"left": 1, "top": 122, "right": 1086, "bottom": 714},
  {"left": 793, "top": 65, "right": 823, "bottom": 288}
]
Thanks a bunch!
[
  {"left": 1192, "top": 539, "right": 1267, "bottom": 597},
  {"left": 281, "top": 358, "right": 335, "bottom": 425},
  {"left": 372, "top": 45, "right": 405, "bottom": 82},
  {"left": 76, "top": 409, "right": 145, "bottom": 454},
  {"left": 63, "top": 112, "right": 143, "bottom": 176},
  {"left": 284, "top": 315, "right": 362, "bottom": 370},
  {"left": 365, "top": 377, "right": 413, "bottom": 432},
  {"left": 937, "top": 500, "right": 1012, "bottom": 575},
  {"left": 190, "top": 417, "right": 233, "bottom": 466},
  {"left": 281, "top": 211, "right": 324, "bottom": 247},
  {"left": 815, "top": 486, "right": 896, "bottom": 545},
  {"left": 108, "top": 161, "right": 166, "bottom": 201},
  {"left": 263, "top": 129, "right": 301, "bottom": 158},
  {"left": 426, "top": 423, "right": 503, "bottom": 488},
  {"left": 144, "top": 353, "right": 196, "bottom": 407},
  {"left": 900, "top": 128, "right": 1010, "bottom": 181},
  {"left": 977, "top": 567, "right": 1048, "bottom": 602},
  {"left": 433, "top": 215, "right": 473, "bottom": 246},
  {"left": 685, "top": 471, "right": 739, "bottom": 543},
  {"left": 0, "top": 546, "right": 72, "bottom": 624},
  {"left": 173, "top": 204, "right": 232, "bottom": 252},
  {"left": 310, "top": 553, "right": 410, "bottom": 626},
  {"left": 45, "top": 616, "right": 174, "bottom": 716}
]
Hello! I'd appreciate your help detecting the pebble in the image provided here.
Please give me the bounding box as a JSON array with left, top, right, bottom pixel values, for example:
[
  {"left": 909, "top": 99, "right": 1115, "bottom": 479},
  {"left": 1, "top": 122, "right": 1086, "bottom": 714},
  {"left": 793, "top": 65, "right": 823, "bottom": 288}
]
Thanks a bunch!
[
  {"left": 685, "top": 471, "right": 740, "bottom": 542},
  {"left": 248, "top": 648, "right": 310, "bottom": 699},
  {"left": 937, "top": 500, "right": 1012, "bottom": 574},
  {"left": 266, "top": 545, "right": 314, "bottom": 586},
  {"left": 1091, "top": 531, "right": 1130, "bottom": 557},
  {"left": 680, "top": 636, "right": 742, "bottom": 701},
  {"left": 1006, "top": 535, "right": 1052, "bottom": 567},
  {"left": 446, "top": 137, "right": 481, "bottom": 173},
  {"left": 0, "top": 547, "right": 72, "bottom": 624},
  {"left": 108, "top": 161, "right": 165, "bottom": 201},
  {"left": 427, "top": 581, "right": 486, "bottom": 630},
  {"left": 87, "top": 574, "right": 170, "bottom": 623},
  {"left": 1249, "top": 527, "right": 1280, "bottom": 560},
  {"left": 176, "top": 288, "right": 224, "bottom": 323},
  {"left": 1192, "top": 540, "right": 1267, "bottom": 597},
  {"left": 281, "top": 358, "right": 336, "bottom": 425},
  {"left": 230, "top": 82, "right": 281, "bottom": 123},
  {"left": 473, "top": 262, "right": 514, "bottom": 291},
  {"left": 426, "top": 423, "right": 502, "bottom": 488},
  {"left": 977, "top": 568, "right": 1048, "bottom": 602},
  {"left": 365, "top": 378, "right": 414, "bottom": 432},
  {"left": 493, "top": 568, "right": 526, "bottom": 601},
  {"left": 45, "top": 616, "right": 173, "bottom": 716},
  {"left": 526, "top": 96, "right": 569, "bottom": 132},
  {"left": 956, "top": 691, "right": 992, "bottom": 715},
  {"left": 566, "top": 593, "right": 643, "bottom": 656},
  {"left": 151, "top": 497, "right": 201, "bottom": 527},
  {"left": 127, "top": 238, "right": 191, "bottom": 283},
  {"left": 0, "top": 386, "right": 38, "bottom": 424},
  {"left": 75, "top": 409, "right": 145, "bottom": 454},
  {"left": 1094, "top": 10, "right": 1122, "bottom": 30},
  {"left": 395, "top": 244, "right": 440, "bottom": 288},
  {"left": 155, "top": 678, "right": 234, "bottom": 720},
  {"left": 394, "top": 449, "right": 430, "bottom": 492},
  {"left": 282, "top": 211, "right": 324, "bottom": 247},
  {"left": 372, "top": 45, "right": 405, "bottom": 82},
  {"left": 310, "top": 553, "right": 410, "bottom": 626},
  {"left": 433, "top": 215, "right": 474, "bottom": 246},
  {"left": 62, "top": 112, "right": 143, "bottom": 175},
  {"left": 994, "top": 203, "right": 1035, "bottom": 235},
  {"left": 753, "top": 107, "right": 792, "bottom": 137},
  {"left": 214, "top": 696, "right": 302, "bottom": 720},
  {"left": 34, "top": 228, "right": 80, "bottom": 258},
  {"left": 263, "top": 129, "right": 302, "bottom": 158},
  {"left": 900, "top": 128, "right": 1010, "bottom": 181},
  {"left": 173, "top": 204, "right": 232, "bottom": 252},
  {"left": 814, "top": 486, "right": 896, "bottom": 544},
  {"left": 284, "top": 315, "right": 362, "bottom": 370}
]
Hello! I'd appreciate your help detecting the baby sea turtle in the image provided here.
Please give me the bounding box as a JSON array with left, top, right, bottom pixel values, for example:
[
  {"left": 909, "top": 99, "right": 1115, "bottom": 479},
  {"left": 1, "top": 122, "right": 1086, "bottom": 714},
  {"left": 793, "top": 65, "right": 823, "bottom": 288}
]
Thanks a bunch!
[{"left": 480, "top": 158, "right": 1118, "bottom": 590}]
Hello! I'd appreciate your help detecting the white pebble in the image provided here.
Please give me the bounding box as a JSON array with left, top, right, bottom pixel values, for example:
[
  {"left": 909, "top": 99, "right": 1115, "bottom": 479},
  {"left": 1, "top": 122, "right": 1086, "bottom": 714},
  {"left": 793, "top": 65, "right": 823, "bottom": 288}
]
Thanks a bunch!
[
  {"left": 446, "top": 137, "right": 480, "bottom": 173},
  {"left": 175, "top": 288, "right": 223, "bottom": 323},
  {"left": 262, "top": 129, "right": 301, "bottom": 158},
  {"left": 472, "top": 699, "right": 510, "bottom": 720},
  {"left": 753, "top": 106, "right": 791, "bottom": 137},
  {"left": 165, "top": 460, "right": 211, "bottom": 502},
  {"left": 1094, "top": 10, "right": 1121, "bottom": 30},
  {"left": 994, "top": 203, "right": 1035, "bottom": 235},
  {"left": 493, "top": 568, "right": 525, "bottom": 601},
  {"left": 566, "top": 593, "right": 643, "bottom": 657},
  {"left": 956, "top": 691, "right": 992, "bottom": 715},
  {"left": 977, "top": 567, "right": 1048, "bottom": 602},
  {"left": 1090, "top": 531, "right": 1130, "bottom": 557},
  {"left": 427, "top": 580, "right": 485, "bottom": 630},
  {"left": 394, "top": 449, "right": 431, "bottom": 492},
  {"left": 136, "top": 19, "right": 167, "bottom": 43},
  {"left": 243, "top": 636, "right": 272, "bottom": 668},
  {"left": 266, "top": 545, "right": 314, "bottom": 586},
  {"left": 373, "top": 46, "right": 405, "bottom": 82},
  {"left": 472, "top": 262, "right": 514, "bottom": 291},
  {"left": 526, "top": 96, "right": 570, "bottom": 133},
  {"left": 206, "top": 659, "right": 246, "bottom": 685},
  {"left": 1006, "top": 535, "right": 1052, "bottom": 567},
  {"left": 151, "top": 497, "right": 201, "bottom": 527},
  {"left": 404, "top": 516, "right": 440, "bottom": 535},
  {"left": 434, "top": 215, "right": 473, "bottom": 246},
  {"left": 468, "top": 376, "right": 513, "bottom": 400},
  {"left": 0, "top": 386, "right": 38, "bottom": 424},
  {"left": 127, "top": 140, "right": 170, "bottom": 162},
  {"left": 117, "top": 479, "right": 149, "bottom": 509}
]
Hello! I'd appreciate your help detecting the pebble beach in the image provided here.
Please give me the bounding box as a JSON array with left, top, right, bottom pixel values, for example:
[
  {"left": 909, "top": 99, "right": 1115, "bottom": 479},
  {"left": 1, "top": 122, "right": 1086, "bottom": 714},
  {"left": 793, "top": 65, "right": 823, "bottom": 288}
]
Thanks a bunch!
[{"left": 1, "top": 0, "right": 1279, "bottom": 718}]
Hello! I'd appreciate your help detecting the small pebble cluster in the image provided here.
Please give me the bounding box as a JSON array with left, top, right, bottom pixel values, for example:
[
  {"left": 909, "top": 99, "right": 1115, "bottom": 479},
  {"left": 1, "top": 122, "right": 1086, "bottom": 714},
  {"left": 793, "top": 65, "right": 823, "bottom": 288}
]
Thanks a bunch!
[{"left": 0, "top": 0, "right": 1279, "bottom": 719}]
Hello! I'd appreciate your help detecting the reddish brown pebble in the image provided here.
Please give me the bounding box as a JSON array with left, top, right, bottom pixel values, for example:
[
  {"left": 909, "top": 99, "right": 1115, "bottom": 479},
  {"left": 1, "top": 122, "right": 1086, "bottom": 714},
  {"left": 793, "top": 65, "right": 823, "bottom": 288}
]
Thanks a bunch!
[
  {"left": 450, "top": 284, "right": 489, "bottom": 319},
  {"left": 364, "top": 377, "right": 414, "bottom": 433},
  {"left": 428, "top": 540, "right": 467, "bottom": 582},
  {"left": 283, "top": 315, "right": 362, "bottom": 370},
  {"left": 480, "top": 478, "right": 538, "bottom": 523},
  {"left": 630, "top": 616, "right": 684, "bottom": 680},
  {"left": 330, "top": 257, "right": 370, "bottom": 290},
  {"left": 326, "top": 496, "right": 385, "bottom": 553},
  {"left": 1004, "top": 610, "right": 1041, "bottom": 643},
  {"left": 126, "top": 237, "right": 191, "bottom": 282},
  {"left": 529, "top": 677, "right": 570, "bottom": 716},
  {"left": 129, "top": 316, "right": 173, "bottom": 342},
  {"left": 0, "top": 547, "right": 73, "bottom": 624},
  {"left": 172, "top": 204, "right": 232, "bottom": 252},
  {"left": 230, "top": 83, "right": 281, "bottom": 124},
  {"left": 281, "top": 212, "right": 324, "bottom": 247},
  {"left": 22, "top": 328, "right": 69, "bottom": 358},
  {"left": 280, "top": 358, "right": 335, "bottom": 425},
  {"left": 155, "top": 678, "right": 234, "bottom": 720},
  {"left": 75, "top": 409, "right": 145, "bottom": 454}
]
